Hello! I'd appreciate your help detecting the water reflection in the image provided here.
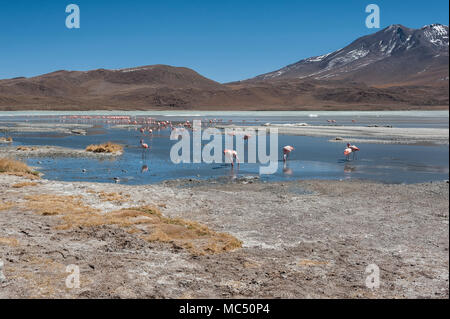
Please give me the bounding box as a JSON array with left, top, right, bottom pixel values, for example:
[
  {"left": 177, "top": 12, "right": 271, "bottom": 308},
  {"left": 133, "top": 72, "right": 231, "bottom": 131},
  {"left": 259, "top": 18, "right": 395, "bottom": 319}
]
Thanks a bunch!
[
  {"left": 344, "top": 164, "right": 357, "bottom": 173},
  {"left": 283, "top": 162, "right": 293, "bottom": 175},
  {"left": 228, "top": 165, "right": 238, "bottom": 181}
]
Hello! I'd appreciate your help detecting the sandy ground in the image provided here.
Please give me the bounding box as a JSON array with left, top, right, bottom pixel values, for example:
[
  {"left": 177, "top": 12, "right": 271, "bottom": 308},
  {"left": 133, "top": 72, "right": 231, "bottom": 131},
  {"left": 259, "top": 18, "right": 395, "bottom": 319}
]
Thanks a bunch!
[
  {"left": 0, "top": 174, "right": 448, "bottom": 299},
  {"left": 217, "top": 124, "right": 450, "bottom": 145}
]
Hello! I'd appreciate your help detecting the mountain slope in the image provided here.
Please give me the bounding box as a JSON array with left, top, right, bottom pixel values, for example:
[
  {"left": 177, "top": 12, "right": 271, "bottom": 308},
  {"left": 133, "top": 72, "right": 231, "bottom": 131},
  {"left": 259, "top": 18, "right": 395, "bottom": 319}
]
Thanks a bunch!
[
  {"left": 250, "top": 24, "right": 449, "bottom": 86},
  {"left": 0, "top": 65, "right": 226, "bottom": 109}
]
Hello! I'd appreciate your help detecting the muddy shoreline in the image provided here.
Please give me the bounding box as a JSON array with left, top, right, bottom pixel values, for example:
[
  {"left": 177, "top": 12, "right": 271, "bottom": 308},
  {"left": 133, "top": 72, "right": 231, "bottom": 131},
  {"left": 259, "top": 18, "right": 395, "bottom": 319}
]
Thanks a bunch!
[{"left": 0, "top": 174, "right": 448, "bottom": 299}]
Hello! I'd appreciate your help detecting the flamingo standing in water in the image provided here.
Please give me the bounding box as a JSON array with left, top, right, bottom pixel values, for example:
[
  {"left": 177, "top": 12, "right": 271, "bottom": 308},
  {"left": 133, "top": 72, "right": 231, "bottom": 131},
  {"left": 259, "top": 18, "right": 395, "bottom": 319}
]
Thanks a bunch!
[
  {"left": 224, "top": 149, "right": 240, "bottom": 167},
  {"left": 344, "top": 146, "right": 352, "bottom": 161},
  {"left": 283, "top": 146, "right": 294, "bottom": 162},
  {"left": 347, "top": 143, "right": 360, "bottom": 160},
  {"left": 140, "top": 139, "right": 149, "bottom": 150}
]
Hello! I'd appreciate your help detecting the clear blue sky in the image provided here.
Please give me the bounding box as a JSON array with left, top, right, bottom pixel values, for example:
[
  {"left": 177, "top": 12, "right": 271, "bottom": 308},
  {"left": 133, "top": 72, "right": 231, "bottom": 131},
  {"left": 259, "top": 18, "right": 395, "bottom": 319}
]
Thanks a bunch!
[{"left": 0, "top": 0, "right": 448, "bottom": 83}]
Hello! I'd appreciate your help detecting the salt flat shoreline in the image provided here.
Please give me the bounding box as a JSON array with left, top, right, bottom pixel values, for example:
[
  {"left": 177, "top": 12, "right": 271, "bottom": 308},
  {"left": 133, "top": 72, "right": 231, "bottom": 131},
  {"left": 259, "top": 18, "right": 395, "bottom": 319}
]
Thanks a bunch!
[
  {"left": 0, "top": 145, "right": 123, "bottom": 158},
  {"left": 0, "top": 174, "right": 448, "bottom": 299},
  {"left": 217, "top": 124, "right": 450, "bottom": 145}
]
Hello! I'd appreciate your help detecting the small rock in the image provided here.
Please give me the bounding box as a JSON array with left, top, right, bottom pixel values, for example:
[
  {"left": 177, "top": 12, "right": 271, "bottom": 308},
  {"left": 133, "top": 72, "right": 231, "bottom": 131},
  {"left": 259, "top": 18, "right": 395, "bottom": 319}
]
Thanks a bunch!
[{"left": 71, "top": 129, "right": 87, "bottom": 135}]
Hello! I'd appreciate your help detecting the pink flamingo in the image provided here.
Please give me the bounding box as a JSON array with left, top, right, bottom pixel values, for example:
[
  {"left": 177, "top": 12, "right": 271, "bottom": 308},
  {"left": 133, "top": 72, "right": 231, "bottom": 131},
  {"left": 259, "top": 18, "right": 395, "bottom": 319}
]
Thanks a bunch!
[
  {"left": 224, "top": 149, "right": 240, "bottom": 167},
  {"left": 140, "top": 139, "right": 149, "bottom": 150},
  {"left": 347, "top": 143, "right": 360, "bottom": 160},
  {"left": 283, "top": 146, "right": 294, "bottom": 162},
  {"left": 344, "top": 146, "right": 352, "bottom": 161}
]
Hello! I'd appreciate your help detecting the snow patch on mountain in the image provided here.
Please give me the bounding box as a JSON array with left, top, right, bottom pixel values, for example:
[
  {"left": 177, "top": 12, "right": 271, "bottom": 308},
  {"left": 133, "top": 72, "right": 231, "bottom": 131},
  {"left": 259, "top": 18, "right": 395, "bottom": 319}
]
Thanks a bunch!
[
  {"left": 306, "top": 52, "right": 332, "bottom": 62},
  {"left": 328, "top": 49, "right": 370, "bottom": 67}
]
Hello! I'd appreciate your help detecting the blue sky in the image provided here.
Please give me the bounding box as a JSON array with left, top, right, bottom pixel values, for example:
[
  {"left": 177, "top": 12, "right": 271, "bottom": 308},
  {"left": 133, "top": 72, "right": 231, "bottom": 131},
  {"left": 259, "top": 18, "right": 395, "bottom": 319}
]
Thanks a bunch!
[{"left": 0, "top": 0, "right": 448, "bottom": 83}]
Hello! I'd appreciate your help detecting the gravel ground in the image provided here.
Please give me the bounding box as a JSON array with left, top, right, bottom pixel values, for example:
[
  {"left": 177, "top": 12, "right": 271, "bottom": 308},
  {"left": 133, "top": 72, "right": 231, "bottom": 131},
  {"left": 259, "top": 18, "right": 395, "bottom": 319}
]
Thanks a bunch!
[{"left": 0, "top": 174, "right": 448, "bottom": 299}]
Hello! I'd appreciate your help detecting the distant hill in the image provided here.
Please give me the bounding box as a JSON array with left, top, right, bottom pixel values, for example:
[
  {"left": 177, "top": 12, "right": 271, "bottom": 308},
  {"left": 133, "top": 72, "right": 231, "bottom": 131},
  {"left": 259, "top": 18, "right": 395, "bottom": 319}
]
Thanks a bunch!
[{"left": 0, "top": 25, "right": 448, "bottom": 111}]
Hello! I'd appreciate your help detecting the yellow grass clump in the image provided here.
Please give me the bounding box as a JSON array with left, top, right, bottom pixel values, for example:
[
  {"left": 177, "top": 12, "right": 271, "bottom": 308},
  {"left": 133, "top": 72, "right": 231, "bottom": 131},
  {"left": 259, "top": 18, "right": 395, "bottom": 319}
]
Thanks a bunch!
[
  {"left": 12, "top": 182, "right": 38, "bottom": 188},
  {"left": 0, "top": 157, "right": 40, "bottom": 179},
  {"left": 86, "top": 142, "right": 123, "bottom": 154},
  {"left": 97, "top": 191, "right": 130, "bottom": 203},
  {"left": 0, "top": 201, "right": 13, "bottom": 211},
  {"left": 25, "top": 194, "right": 97, "bottom": 216},
  {"left": 24, "top": 195, "right": 242, "bottom": 255},
  {"left": 16, "top": 146, "right": 37, "bottom": 151},
  {"left": 0, "top": 137, "right": 13, "bottom": 143},
  {"left": 0, "top": 237, "right": 20, "bottom": 247},
  {"left": 298, "top": 259, "right": 329, "bottom": 267}
]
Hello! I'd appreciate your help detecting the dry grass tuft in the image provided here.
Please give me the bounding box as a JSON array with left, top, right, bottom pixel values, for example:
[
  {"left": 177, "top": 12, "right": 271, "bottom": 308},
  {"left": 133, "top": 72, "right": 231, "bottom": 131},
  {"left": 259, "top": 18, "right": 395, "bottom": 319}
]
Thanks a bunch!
[
  {"left": 298, "top": 259, "right": 329, "bottom": 267},
  {"left": 86, "top": 142, "right": 123, "bottom": 154},
  {"left": 0, "top": 237, "right": 19, "bottom": 247},
  {"left": 12, "top": 182, "right": 38, "bottom": 188},
  {"left": 0, "top": 157, "right": 40, "bottom": 179},
  {"left": 0, "top": 201, "right": 13, "bottom": 211},
  {"left": 24, "top": 195, "right": 241, "bottom": 255},
  {"left": 16, "top": 146, "right": 37, "bottom": 151},
  {"left": 97, "top": 191, "right": 130, "bottom": 203},
  {"left": 25, "top": 194, "right": 97, "bottom": 216},
  {"left": 0, "top": 137, "right": 13, "bottom": 143}
]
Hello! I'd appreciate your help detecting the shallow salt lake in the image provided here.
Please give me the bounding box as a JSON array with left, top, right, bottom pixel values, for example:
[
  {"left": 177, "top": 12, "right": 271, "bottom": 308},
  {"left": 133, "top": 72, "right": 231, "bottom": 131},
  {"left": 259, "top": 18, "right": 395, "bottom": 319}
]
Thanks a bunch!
[{"left": 0, "top": 111, "right": 448, "bottom": 184}]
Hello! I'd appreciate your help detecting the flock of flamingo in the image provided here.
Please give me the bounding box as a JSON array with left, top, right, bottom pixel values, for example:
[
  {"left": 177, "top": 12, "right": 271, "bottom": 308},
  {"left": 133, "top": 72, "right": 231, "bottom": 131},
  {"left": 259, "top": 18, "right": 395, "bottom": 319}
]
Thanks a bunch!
[{"left": 57, "top": 115, "right": 361, "bottom": 168}]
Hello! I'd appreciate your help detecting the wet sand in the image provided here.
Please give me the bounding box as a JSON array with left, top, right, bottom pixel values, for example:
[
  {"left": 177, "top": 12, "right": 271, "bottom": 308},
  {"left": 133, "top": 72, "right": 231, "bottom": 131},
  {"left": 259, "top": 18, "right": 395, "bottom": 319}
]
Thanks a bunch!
[
  {"left": 0, "top": 174, "right": 448, "bottom": 299},
  {"left": 217, "top": 124, "right": 450, "bottom": 145}
]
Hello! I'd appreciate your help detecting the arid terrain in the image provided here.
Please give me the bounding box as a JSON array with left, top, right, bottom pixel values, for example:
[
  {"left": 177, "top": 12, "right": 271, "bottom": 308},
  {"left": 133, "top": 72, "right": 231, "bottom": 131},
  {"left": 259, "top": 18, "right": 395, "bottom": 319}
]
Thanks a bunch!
[
  {"left": 0, "top": 172, "right": 448, "bottom": 299},
  {"left": 0, "top": 68, "right": 447, "bottom": 111}
]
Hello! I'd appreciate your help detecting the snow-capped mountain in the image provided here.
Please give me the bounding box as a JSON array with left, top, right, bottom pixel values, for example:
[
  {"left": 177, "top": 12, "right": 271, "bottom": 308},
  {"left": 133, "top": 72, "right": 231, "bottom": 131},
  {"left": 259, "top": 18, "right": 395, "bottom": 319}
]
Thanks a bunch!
[{"left": 251, "top": 24, "right": 449, "bottom": 85}]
